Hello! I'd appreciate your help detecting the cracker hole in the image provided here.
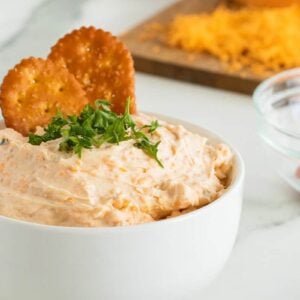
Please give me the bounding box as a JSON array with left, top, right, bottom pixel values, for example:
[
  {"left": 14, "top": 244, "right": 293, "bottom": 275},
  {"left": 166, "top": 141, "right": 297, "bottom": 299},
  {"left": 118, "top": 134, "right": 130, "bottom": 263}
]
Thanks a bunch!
[{"left": 59, "top": 87, "right": 64, "bottom": 92}]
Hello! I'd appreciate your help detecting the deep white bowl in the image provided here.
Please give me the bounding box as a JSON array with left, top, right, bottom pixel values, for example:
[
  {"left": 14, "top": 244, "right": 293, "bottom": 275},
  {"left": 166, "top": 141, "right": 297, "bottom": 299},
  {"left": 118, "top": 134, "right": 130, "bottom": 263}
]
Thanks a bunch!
[{"left": 0, "top": 115, "right": 244, "bottom": 300}]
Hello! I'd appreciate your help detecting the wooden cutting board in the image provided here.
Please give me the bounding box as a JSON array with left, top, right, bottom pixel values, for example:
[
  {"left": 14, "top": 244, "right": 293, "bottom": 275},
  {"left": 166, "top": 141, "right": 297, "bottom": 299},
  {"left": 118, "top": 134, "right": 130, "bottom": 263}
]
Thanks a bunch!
[{"left": 120, "top": 0, "right": 264, "bottom": 95}]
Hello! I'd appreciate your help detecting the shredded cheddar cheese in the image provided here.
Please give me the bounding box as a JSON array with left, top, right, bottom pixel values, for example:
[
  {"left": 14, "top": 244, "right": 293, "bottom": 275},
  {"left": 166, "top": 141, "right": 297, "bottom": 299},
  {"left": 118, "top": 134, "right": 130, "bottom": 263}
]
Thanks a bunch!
[{"left": 167, "top": 5, "right": 300, "bottom": 75}]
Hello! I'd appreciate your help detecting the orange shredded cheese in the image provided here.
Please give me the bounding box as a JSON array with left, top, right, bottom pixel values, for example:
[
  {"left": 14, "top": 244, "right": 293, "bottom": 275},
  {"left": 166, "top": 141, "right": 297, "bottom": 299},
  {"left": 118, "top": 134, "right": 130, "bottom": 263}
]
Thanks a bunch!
[{"left": 167, "top": 5, "right": 300, "bottom": 75}]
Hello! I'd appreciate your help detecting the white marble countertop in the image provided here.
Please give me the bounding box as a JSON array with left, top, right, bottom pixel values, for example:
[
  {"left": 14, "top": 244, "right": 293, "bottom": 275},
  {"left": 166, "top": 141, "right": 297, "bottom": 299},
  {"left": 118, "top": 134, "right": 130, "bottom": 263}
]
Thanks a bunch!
[{"left": 1, "top": 0, "right": 300, "bottom": 299}]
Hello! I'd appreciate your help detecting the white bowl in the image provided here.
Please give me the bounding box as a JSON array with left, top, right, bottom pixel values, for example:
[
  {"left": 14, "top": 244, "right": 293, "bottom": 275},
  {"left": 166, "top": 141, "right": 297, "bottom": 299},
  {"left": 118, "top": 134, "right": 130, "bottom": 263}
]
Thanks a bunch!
[{"left": 0, "top": 115, "right": 245, "bottom": 300}]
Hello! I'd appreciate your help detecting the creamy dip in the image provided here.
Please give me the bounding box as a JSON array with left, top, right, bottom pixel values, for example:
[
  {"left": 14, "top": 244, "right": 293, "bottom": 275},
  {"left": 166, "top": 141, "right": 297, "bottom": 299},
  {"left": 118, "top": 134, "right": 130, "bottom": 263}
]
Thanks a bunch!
[{"left": 0, "top": 114, "right": 233, "bottom": 227}]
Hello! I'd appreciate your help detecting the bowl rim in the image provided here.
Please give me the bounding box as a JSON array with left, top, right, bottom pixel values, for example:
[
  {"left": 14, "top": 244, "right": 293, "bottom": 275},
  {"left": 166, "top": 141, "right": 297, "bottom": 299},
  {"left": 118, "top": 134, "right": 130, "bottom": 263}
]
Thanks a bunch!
[
  {"left": 0, "top": 114, "right": 245, "bottom": 233},
  {"left": 253, "top": 67, "right": 300, "bottom": 114},
  {"left": 253, "top": 68, "right": 300, "bottom": 138}
]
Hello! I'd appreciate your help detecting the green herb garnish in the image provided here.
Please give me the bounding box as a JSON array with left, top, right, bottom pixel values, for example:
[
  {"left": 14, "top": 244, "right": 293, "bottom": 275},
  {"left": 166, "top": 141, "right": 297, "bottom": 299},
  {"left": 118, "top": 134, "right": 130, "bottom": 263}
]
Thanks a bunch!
[
  {"left": 28, "top": 98, "right": 163, "bottom": 167},
  {"left": 0, "top": 138, "right": 9, "bottom": 145},
  {"left": 142, "top": 120, "right": 160, "bottom": 134}
]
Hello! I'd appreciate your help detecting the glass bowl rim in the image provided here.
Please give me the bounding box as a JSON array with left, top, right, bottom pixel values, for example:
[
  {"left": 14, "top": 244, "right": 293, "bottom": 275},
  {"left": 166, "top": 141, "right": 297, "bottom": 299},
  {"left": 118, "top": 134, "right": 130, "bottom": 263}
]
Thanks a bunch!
[{"left": 253, "top": 67, "right": 300, "bottom": 139}]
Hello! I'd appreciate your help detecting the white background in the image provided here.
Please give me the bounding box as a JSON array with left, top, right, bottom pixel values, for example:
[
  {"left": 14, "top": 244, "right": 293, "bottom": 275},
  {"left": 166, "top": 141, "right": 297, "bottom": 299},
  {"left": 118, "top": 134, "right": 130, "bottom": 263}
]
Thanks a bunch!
[{"left": 0, "top": 0, "right": 300, "bottom": 299}]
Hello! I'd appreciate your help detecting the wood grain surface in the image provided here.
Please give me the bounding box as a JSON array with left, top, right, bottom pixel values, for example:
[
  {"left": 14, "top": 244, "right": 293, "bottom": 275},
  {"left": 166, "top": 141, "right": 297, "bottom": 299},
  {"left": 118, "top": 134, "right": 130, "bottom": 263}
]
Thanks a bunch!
[{"left": 120, "top": 0, "right": 265, "bottom": 95}]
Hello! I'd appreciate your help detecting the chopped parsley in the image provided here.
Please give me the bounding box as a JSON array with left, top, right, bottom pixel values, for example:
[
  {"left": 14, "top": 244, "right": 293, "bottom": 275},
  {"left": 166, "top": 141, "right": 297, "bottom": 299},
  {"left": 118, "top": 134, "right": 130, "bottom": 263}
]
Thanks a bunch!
[
  {"left": 0, "top": 138, "right": 9, "bottom": 145},
  {"left": 28, "top": 99, "right": 163, "bottom": 167}
]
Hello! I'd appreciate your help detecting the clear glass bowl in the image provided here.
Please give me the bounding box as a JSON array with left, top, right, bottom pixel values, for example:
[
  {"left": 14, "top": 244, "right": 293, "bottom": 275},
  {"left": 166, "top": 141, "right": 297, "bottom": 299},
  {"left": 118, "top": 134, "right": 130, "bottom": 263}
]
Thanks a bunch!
[{"left": 253, "top": 68, "right": 300, "bottom": 192}]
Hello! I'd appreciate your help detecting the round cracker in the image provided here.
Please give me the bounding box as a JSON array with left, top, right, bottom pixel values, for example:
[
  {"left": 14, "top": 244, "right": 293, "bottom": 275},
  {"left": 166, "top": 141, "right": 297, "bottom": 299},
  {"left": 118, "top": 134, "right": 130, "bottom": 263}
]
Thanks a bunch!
[
  {"left": 0, "top": 57, "right": 88, "bottom": 135},
  {"left": 48, "top": 26, "right": 136, "bottom": 114}
]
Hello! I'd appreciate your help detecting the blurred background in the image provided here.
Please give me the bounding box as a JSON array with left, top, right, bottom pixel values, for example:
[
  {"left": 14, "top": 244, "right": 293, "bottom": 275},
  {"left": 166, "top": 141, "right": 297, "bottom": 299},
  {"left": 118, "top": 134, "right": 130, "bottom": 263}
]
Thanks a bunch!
[
  {"left": 0, "top": 0, "right": 175, "bottom": 80},
  {"left": 1, "top": 0, "right": 300, "bottom": 299}
]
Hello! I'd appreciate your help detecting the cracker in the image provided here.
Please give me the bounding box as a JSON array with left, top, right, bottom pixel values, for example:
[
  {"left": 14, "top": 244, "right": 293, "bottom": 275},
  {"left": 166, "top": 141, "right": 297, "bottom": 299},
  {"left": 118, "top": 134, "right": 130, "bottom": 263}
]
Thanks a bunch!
[
  {"left": 48, "top": 26, "right": 136, "bottom": 114},
  {"left": 0, "top": 57, "right": 88, "bottom": 135}
]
